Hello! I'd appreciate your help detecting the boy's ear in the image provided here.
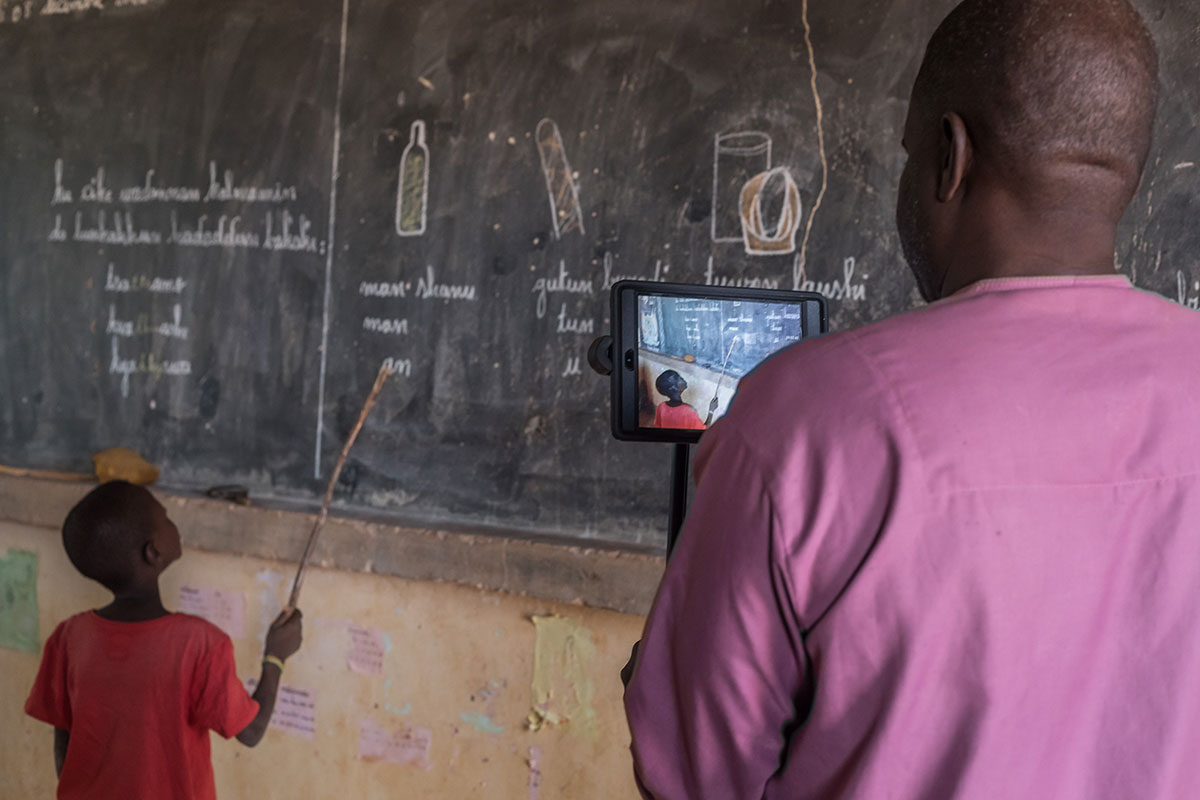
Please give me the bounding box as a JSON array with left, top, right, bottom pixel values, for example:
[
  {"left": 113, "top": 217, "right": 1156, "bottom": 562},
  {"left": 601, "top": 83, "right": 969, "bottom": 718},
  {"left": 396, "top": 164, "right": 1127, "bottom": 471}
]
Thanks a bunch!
[{"left": 142, "top": 539, "right": 162, "bottom": 566}]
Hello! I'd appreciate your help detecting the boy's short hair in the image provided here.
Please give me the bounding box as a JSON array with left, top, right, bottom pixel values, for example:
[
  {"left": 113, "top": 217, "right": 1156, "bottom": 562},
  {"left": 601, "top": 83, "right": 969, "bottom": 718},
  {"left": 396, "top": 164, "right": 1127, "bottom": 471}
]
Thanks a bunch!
[
  {"left": 656, "top": 370, "right": 687, "bottom": 398},
  {"left": 62, "top": 481, "right": 158, "bottom": 592}
]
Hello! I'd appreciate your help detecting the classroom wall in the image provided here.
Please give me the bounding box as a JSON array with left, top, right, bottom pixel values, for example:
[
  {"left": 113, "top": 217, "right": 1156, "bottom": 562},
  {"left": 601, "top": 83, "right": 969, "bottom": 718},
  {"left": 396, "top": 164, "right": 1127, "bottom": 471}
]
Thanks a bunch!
[{"left": 0, "top": 507, "right": 648, "bottom": 798}]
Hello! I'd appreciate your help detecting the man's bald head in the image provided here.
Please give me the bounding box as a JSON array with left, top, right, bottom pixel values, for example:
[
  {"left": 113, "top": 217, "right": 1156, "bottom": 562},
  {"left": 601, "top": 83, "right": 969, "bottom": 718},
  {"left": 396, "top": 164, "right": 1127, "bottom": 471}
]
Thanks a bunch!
[{"left": 913, "top": 0, "right": 1159, "bottom": 198}]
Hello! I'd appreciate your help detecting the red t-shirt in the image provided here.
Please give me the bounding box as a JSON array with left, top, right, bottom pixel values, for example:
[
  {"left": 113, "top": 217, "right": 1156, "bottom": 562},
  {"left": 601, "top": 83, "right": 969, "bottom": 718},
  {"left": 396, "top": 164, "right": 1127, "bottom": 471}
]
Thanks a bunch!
[
  {"left": 654, "top": 402, "right": 706, "bottom": 430},
  {"left": 25, "top": 611, "right": 259, "bottom": 800}
]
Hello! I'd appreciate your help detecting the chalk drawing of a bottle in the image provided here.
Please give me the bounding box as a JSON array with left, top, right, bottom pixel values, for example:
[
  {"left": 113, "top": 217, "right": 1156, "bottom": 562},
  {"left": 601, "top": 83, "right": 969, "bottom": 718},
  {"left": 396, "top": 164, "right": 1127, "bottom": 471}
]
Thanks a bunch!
[
  {"left": 395, "top": 120, "right": 429, "bottom": 237},
  {"left": 711, "top": 131, "right": 772, "bottom": 243}
]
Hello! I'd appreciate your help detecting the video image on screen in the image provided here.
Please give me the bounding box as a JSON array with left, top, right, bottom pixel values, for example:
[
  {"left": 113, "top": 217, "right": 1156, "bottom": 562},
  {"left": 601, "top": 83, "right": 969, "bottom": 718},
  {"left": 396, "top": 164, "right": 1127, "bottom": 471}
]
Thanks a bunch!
[{"left": 637, "top": 294, "right": 805, "bottom": 431}]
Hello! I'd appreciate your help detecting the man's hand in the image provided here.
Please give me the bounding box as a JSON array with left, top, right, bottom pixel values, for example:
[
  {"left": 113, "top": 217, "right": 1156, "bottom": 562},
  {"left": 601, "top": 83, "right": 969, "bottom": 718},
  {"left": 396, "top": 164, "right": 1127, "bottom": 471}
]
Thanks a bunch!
[{"left": 265, "top": 608, "right": 303, "bottom": 662}]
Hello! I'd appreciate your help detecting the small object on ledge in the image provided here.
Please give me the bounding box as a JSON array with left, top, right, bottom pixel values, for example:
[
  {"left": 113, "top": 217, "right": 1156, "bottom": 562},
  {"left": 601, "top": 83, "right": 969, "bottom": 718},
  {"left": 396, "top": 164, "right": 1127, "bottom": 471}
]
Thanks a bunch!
[
  {"left": 204, "top": 485, "right": 250, "bottom": 505},
  {"left": 92, "top": 447, "right": 159, "bottom": 485}
]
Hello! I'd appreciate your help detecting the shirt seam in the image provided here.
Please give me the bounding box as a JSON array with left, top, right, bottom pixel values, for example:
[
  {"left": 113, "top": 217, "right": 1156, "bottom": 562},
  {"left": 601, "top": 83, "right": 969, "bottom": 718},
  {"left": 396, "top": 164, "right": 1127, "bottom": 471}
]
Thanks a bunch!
[
  {"left": 841, "top": 329, "right": 932, "bottom": 492},
  {"left": 932, "top": 468, "right": 1200, "bottom": 497}
]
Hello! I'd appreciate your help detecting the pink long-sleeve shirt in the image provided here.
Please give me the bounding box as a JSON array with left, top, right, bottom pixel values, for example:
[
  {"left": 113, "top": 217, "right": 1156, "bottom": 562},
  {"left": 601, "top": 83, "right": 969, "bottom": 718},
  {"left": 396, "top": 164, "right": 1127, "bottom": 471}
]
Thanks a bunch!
[{"left": 625, "top": 276, "right": 1200, "bottom": 799}]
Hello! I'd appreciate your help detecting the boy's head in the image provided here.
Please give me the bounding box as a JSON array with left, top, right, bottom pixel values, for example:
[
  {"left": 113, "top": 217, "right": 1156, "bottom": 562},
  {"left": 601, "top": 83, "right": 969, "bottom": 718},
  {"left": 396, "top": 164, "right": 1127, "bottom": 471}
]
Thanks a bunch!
[
  {"left": 656, "top": 370, "right": 688, "bottom": 401},
  {"left": 62, "top": 481, "right": 182, "bottom": 594}
]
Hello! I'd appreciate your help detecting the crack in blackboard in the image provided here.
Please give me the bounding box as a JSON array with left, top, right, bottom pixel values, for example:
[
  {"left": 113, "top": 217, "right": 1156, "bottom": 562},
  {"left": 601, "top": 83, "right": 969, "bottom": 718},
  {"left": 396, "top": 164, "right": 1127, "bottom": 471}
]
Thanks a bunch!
[{"left": 795, "top": 0, "right": 829, "bottom": 292}]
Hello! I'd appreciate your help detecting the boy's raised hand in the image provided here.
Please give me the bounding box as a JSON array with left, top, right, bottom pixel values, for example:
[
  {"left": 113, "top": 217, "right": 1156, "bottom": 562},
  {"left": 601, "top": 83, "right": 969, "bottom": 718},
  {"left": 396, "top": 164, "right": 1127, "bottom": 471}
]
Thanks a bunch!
[{"left": 265, "top": 608, "right": 303, "bottom": 662}]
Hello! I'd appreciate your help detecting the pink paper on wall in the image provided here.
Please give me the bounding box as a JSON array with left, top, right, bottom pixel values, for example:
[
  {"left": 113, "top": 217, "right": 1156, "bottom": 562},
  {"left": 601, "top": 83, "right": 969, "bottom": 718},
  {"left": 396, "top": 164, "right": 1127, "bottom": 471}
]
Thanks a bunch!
[
  {"left": 346, "top": 623, "right": 386, "bottom": 675},
  {"left": 178, "top": 585, "right": 245, "bottom": 639},
  {"left": 529, "top": 747, "right": 543, "bottom": 800},
  {"left": 358, "top": 716, "right": 432, "bottom": 769}
]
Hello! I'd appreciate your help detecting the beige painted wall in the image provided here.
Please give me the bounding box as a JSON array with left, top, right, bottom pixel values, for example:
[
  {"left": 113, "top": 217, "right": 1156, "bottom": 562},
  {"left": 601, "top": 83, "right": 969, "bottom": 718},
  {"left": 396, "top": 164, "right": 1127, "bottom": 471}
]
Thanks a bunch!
[{"left": 0, "top": 519, "right": 647, "bottom": 799}]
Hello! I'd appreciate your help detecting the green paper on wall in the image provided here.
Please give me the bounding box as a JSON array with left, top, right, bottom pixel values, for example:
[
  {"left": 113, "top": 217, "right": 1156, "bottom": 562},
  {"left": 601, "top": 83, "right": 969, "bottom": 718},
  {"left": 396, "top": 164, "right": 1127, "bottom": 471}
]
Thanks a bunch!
[{"left": 0, "top": 549, "right": 39, "bottom": 653}]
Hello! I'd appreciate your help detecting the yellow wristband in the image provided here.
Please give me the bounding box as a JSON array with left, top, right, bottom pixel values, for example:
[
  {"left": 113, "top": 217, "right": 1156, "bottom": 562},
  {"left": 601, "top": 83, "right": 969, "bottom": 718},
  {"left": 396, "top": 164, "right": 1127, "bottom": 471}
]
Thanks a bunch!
[{"left": 263, "top": 655, "right": 285, "bottom": 673}]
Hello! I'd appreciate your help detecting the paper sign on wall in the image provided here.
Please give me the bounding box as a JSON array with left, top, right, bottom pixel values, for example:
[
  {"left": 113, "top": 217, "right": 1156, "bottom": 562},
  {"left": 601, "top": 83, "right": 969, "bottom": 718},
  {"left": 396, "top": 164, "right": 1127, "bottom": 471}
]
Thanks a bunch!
[
  {"left": 0, "top": 549, "right": 38, "bottom": 653},
  {"left": 358, "top": 716, "right": 432, "bottom": 769},
  {"left": 246, "top": 679, "right": 317, "bottom": 740},
  {"left": 178, "top": 585, "right": 245, "bottom": 639},
  {"left": 347, "top": 623, "right": 386, "bottom": 675}
]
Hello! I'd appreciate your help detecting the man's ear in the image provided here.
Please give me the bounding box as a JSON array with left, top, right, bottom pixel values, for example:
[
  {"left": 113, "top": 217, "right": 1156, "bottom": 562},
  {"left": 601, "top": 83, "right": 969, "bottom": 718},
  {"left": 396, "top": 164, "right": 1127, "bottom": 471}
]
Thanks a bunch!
[{"left": 938, "top": 112, "right": 972, "bottom": 203}]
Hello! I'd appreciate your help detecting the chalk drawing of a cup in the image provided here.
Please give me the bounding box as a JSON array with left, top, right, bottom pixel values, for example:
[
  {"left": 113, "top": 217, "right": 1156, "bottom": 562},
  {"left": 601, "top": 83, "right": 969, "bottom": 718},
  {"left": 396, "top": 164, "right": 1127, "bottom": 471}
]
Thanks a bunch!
[
  {"left": 740, "top": 167, "right": 802, "bottom": 256},
  {"left": 711, "top": 132, "right": 772, "bottom": 243}
]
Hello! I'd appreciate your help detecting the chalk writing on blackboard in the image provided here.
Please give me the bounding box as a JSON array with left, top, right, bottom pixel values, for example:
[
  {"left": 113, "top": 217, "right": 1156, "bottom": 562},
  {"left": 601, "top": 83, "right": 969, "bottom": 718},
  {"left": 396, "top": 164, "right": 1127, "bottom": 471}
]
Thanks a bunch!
[
  {"left": 43, "top": 0, "right": 103, "bottom": 15},
  {"left": 121, "top": 174, "right": 200, "bottom": 203},
  {"left": 205, "top": 162, "right": 298, "bottom": 204},
  {"left": 105, "top": 264, "right": 187, "bottom": 295},
  {"left": 794, "top": 255, "right": 868, "bottom": 302},
  {"left": 73, "top": 211, "right": 162, "bottom": 245},
  {"left": 703, "top": 257, "right": 782, "bottom": 291},
  {"left": 532, "top": 260, "right": 594, "bottom": 319},
  {"left": 602, "top": 252, "right": 669, "bottom": 291},
  {"left": 359, "top": 280, "right": 409, "bottom": 298},
  {"left": 362, "top": 317, "right": 409, "bottom": 336},
  {"left": 556, "top": 306, "right": 594, "bottom": 335},
  {"left": 110, "top": 339, "right": 193, "bottom": 398},
  {"left": 381, "top": 358, "right": 413, "bottom": 377},
  {"left": 263, "top": 210, "right": 323, "bottom": 253},
  {"left": 415, "top": 266, "right": 475, "bottom": 301}
]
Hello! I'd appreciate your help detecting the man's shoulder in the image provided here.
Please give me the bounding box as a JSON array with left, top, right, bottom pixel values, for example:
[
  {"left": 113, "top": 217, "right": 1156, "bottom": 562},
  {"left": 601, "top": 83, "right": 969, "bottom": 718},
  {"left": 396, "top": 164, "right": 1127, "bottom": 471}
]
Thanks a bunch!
[{"left": 732, "top": 308, "right": 929, "bottom": 419}]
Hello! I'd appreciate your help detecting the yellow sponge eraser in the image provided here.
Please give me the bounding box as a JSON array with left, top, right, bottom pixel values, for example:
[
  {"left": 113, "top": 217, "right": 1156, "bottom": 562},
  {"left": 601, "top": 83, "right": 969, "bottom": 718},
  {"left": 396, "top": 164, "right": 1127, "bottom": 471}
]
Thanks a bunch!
[{"left": 93, "top": 448, "right": 160, "bottom": 486}]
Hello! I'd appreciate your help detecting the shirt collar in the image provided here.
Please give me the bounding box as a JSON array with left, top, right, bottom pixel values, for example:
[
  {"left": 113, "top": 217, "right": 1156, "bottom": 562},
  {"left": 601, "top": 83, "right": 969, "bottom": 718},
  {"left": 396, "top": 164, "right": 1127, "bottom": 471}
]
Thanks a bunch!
[{"left": 945, "top": 274, "right": 1134, "bottom": 301}]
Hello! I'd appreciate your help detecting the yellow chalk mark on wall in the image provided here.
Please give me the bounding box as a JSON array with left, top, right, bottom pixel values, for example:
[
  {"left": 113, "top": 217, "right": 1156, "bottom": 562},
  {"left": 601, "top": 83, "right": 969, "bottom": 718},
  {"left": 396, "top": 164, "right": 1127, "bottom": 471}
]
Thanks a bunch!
[{"left": 527, "top": 615, "right": 599, "bottom": 740}]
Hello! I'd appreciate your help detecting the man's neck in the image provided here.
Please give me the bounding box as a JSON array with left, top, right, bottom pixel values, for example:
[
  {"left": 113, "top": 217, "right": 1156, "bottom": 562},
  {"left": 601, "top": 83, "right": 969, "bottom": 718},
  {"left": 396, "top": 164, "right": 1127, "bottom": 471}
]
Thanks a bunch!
[{"left": 939, "top": 182, "right": 1122, "bottom": 298}]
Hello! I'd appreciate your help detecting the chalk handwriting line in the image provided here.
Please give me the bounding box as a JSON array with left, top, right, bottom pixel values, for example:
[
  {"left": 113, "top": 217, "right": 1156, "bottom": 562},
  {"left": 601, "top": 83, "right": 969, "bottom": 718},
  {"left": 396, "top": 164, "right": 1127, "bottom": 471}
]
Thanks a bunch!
[{"left": 315, "top": 0, "right": 351, "bottom": 480}]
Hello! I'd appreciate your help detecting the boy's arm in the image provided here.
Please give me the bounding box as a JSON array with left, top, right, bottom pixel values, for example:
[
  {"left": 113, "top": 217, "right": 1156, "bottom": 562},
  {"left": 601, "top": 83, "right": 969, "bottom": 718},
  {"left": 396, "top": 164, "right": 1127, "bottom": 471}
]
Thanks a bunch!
[
  {"left": 236, "top": 609, "right": 302, "bottom": 747},
  {"left": 235, "top": 662, "right": 282, "bottom": 746},
  {"left": 53, "top": 728, "right": 69, "bottom": 776}
]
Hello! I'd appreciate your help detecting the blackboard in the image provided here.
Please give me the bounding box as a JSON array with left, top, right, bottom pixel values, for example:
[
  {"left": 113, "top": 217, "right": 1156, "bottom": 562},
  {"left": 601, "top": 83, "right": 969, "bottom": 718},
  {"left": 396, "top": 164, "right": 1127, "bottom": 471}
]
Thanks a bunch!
[
  {"left": 643, "top": 297, "right": 806, "bottom": 380},
  {"left": 1, "top": 0, "right": 1196, "bottom": 551}
]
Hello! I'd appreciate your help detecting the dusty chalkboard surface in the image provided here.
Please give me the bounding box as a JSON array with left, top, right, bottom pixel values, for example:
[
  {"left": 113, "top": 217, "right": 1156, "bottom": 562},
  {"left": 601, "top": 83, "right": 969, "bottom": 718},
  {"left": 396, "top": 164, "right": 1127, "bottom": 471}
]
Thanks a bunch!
[{"left": 1, "top": 0, "right": 1196, "bottom": 550}]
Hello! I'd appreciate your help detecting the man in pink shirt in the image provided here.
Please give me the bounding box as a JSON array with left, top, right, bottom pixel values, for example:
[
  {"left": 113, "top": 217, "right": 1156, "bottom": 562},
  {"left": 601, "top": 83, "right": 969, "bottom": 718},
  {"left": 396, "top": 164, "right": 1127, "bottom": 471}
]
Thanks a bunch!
[{"left": 624, "top": 1, "right": 1200, "bottom": 798}]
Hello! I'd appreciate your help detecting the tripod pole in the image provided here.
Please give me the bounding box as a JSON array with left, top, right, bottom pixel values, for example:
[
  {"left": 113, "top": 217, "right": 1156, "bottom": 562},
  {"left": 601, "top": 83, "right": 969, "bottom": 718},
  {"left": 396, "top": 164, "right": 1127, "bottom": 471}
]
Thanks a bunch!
[{"left": 667, "top": 443, "right": 691, "bottom": 556}]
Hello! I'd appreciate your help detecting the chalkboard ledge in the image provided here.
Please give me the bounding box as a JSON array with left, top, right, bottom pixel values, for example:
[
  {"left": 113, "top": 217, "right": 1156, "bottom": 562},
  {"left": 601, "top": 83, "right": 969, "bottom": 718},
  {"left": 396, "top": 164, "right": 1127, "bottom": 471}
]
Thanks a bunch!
[{"left": 0, "top": 476, "right": 664, "bottom": 616}]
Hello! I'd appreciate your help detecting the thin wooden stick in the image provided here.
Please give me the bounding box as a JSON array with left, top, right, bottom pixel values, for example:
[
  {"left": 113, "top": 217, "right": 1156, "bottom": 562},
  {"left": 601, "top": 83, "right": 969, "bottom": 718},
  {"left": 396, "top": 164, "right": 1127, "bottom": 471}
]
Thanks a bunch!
[{"left": 287, "top": 363, "right": 392, "bottom": 609}]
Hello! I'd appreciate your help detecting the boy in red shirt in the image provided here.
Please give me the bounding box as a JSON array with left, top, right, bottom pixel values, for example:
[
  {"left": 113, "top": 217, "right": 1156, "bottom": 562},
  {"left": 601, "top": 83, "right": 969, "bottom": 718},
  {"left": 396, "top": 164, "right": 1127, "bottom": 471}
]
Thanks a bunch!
[
  {"left": 25, "top": 480, "right": 304, "bottom": 799},
  {"left": 652, "top": 370, "right": 706, "bottom": 430}
]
